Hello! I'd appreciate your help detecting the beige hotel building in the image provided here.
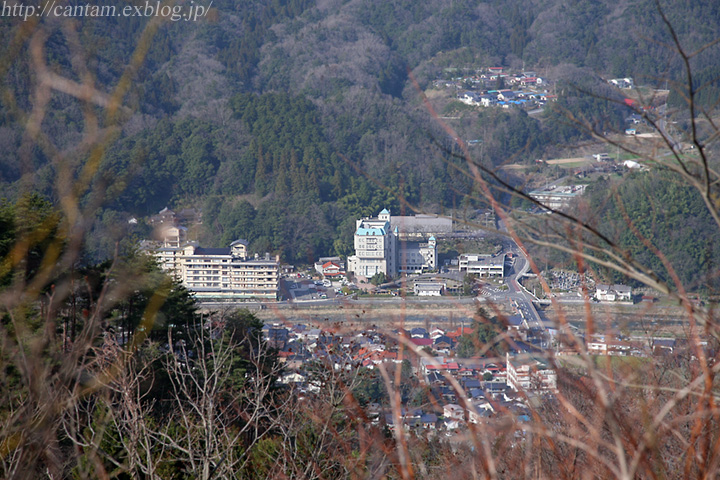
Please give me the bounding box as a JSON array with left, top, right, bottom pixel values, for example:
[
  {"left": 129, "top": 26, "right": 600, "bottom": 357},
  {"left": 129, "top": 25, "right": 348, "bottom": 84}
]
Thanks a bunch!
[{"left": 152, "top": 235, "right": 279, "bottom": 300}]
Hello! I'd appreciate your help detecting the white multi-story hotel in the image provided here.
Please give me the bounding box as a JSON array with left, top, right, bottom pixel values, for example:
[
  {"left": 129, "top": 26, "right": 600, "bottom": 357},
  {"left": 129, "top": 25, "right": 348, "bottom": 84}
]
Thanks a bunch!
[
  {"left": 347, "top": 209, "right": 438, "bottom": 278},
  {"left": 151, "top": 238, "right": 279, "bottom": 300},
  {"left": 347, "top": 209, "right": 398, "bottom": 277}
]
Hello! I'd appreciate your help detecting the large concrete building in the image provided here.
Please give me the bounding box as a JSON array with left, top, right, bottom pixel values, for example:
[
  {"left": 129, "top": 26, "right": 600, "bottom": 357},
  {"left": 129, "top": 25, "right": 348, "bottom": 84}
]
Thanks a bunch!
[
  {"left": 151, "top": 238, "right": 279, "bottom": 300},
  {"left": 398, "top": 236, "right": 437, "bottom": 274},
  {"left": 458, "top": 253, "right": 505, "bottom": 277},
  {"left": 347, "top": 209, "right": 438, "bottom": 278},
  {"left": 390, "top": 213, "right": 452, "bottom": 239},
  {"left": 347, "top": 209, "right": 397, "bottom": 277}
]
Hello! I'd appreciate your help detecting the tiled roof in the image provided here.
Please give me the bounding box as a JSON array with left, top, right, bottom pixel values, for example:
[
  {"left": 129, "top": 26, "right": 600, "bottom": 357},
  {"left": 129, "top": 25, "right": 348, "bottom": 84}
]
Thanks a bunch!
[
  {"left": 356, "top": 226, "right": 386, "bottom": 235},
  {"left": 194, "top": 247, "right": 230, "bottom": 256}
]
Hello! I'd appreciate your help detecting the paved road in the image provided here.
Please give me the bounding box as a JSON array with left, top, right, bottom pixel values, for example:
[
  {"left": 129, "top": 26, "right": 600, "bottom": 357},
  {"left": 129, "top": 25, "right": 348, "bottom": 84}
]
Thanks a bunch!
[
  {"left": 506, "top": 259, "right": 544, "bottom": 332},
  {"left": 494, "top": 219, "right": 548, "bottom": 347},
  {"left": 198, "top": 295, "right": 478, "bottom": 311}
]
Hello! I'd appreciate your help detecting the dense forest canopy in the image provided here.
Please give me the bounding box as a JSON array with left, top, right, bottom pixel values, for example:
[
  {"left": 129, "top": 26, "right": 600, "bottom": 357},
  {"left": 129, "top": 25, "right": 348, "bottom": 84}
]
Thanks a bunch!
[{"left": 585, "top": 171, "right": 720, "bottom": 291}]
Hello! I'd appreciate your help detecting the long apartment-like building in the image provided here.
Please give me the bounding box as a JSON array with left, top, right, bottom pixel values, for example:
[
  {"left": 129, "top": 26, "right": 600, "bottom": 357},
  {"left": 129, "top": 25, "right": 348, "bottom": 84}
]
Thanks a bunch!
[{"left": 151, "top": 234, "right": 279, "bottom": 300}]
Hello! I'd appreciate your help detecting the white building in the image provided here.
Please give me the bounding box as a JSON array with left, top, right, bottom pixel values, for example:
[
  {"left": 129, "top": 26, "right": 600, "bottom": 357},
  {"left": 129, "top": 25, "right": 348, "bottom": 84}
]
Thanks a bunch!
[
  {"left": 479, "top": 95, "right": 495, "bottom": 107},
  {"left": 347, "top": 209, "right": 438, "bottom": 278},
  {"left": 458, "top": 253, "right": 505, "bottom": 277},
  {"left": 155, "top": 224, "right": 187, "bottom": 248},
  {"left": 460, "top": 91, "right": 480, "bottom": 106},
  {"left": 528, "top": 185, "right": 587, "bottom": 210},
  {"left": 506, "top": 353, "right": 557, "bottom": 393},
  {"left": 414, "top": 282, "right": 445, "bottom": 296},
  {"left": 608, "top": 77, "right": 634, "bottom": 89},
  {"left": 314, "top": 256, "right": 345, "bottom": 278},
  {"left": 443, "top": 404, "right": 465, "bottom": 421},
  {"left": 593, "top": 153, "right": 612, "bottom": 162},
  {"left": 468, "top": 406, "right": 493, "bottom": 424},
  {"left": 398, "top": 237, "right": 437, "bottom": 273},
  {"left": 586, "top": 336, "right": 637, "bottom": 356},
  {"left": 151, "top": 239, "right": 279, "bottom": 300},
  {"left": 347, "top": 209, "right": 397, "bottom": 277},
  {"left": 595, "top": 284, "right": 632, "bottom": 302}
]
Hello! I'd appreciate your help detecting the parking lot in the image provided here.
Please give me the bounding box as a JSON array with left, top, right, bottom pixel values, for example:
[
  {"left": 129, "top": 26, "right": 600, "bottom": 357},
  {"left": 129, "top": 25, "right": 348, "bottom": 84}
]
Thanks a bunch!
[{"left": 282, "top": 274, "right": 357, "bottom": 302}]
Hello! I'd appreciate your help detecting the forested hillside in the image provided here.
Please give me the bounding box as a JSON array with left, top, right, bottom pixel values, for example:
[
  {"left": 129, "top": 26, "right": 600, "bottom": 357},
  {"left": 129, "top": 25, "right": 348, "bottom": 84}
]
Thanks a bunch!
[
  {"left": 583, "top": 171, "right": 720, "bottom": 291},
  {"left": 1, "top": 0, "right": 719, "bottom": 265}
]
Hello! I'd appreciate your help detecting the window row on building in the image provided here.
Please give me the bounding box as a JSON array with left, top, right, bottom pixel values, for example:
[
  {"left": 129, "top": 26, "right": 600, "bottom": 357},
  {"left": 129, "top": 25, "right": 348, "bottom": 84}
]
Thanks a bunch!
[
  {"left": 148, "top": 237, "right": 279, "bottom": 300},
  {"left": 347, "top": 209, "right": 439, "bottom": 278}
]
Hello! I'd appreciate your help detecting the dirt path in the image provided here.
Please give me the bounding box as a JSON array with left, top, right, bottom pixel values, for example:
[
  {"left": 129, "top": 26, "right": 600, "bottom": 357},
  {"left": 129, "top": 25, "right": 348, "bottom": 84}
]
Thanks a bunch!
[{"left": 545, "top": 157, "right": 589, "bottom": 165}]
